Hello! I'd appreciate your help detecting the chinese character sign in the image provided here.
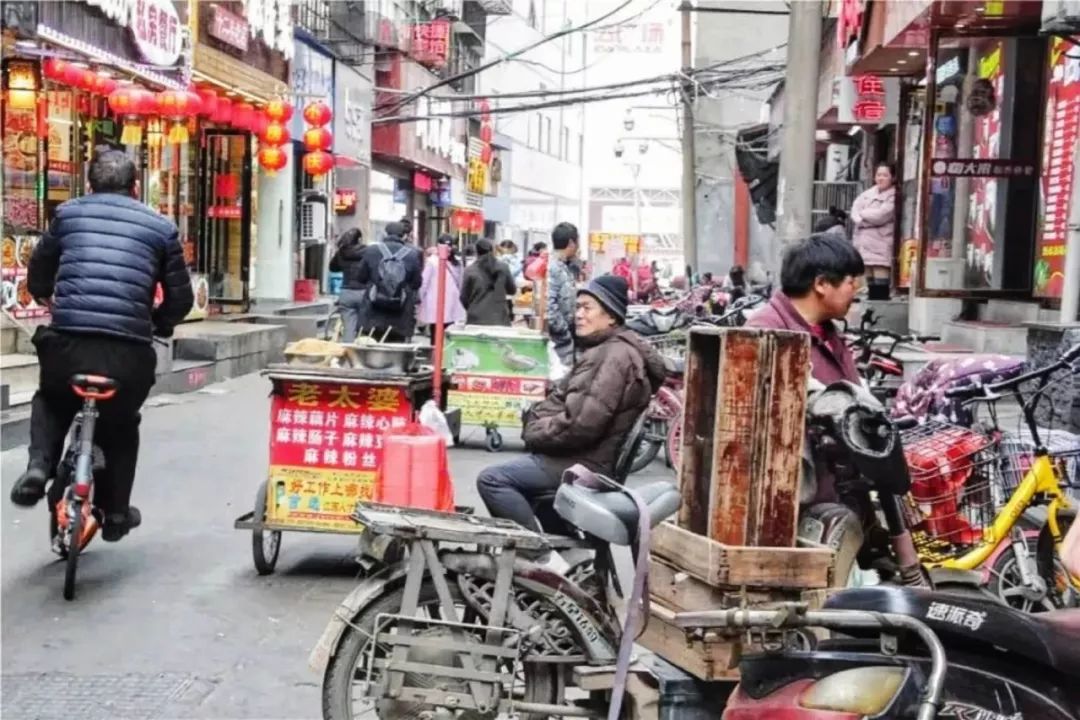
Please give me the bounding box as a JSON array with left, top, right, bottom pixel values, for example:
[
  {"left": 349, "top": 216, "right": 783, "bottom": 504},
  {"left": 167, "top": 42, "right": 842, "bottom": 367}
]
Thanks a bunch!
[
  {"left": 838, "top": 75, "right": 898, "bottom": 125},
  {"left": 412, "top": 19, "right": 452, "bottom": 68},
  {"left": 269, "top": 381, "right": 411, "bottom": 472}
]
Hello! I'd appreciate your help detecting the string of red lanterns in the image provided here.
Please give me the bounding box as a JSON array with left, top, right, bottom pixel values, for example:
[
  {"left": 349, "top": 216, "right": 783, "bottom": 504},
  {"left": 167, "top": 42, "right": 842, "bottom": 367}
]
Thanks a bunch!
[
  {"left": 257, "top": 97, "right": 292, "bottom": 176},
  {"left": 301, "top": 100, "right": 333, "bottom": 180}
]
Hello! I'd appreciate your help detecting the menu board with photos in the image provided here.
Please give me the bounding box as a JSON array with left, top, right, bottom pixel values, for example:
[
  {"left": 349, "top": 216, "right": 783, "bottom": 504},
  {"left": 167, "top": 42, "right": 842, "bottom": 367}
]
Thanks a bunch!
[
  {"left": 1034, "top": 38, "right": 1080, "bottom": 298},
  {"left": 2, "top": 234, "right": 50, "bottom": 320}
]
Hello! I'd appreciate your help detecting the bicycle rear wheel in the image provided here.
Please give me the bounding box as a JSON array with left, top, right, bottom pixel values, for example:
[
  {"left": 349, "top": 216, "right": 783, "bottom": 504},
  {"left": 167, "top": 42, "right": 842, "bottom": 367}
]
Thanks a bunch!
[{"left": 63, "top": 499, "right": 83, "bottom": 601}]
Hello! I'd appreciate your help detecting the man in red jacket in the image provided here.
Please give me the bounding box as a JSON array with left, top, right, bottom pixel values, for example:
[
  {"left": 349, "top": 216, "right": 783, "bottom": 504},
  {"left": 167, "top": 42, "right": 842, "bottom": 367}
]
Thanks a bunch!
[{"left": 746, "top": 233, "right": 862, "bottom": 385}]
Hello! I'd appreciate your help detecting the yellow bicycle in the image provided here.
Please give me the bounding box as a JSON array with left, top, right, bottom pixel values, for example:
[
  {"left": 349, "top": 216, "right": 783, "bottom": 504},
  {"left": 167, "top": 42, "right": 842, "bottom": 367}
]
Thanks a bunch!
[{"left": 901, "top": 343, "right": 1080, "bottom": 611}]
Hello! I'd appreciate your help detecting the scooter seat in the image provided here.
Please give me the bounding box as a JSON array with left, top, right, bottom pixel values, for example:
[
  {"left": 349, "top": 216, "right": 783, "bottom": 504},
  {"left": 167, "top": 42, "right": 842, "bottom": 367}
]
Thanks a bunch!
[
  {"left": 553, "top": 480, "right": 680, "bottom": 546},
  {"left": 825, "top": 586, "right": 1080, "bottom": 675}
]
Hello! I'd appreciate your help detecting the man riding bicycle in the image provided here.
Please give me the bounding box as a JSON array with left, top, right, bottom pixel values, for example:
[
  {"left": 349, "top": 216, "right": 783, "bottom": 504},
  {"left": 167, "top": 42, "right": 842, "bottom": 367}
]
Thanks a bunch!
[{"left": 10, "top": 148, "right": 193, "bottom": 541}]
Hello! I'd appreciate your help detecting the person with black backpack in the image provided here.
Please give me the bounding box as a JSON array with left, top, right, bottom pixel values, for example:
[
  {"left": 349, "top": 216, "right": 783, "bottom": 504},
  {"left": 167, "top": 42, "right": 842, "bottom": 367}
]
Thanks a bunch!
[
  {"left": 351, "top": 221, "right": 423, "bottom": 342},
  {"left": 460, "top": 239, "right": 516, "bottom": 326}
]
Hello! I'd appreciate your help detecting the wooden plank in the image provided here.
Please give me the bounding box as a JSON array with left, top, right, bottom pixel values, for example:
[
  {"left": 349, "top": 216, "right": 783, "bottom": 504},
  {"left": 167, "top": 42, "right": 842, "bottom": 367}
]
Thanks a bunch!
[
  {"left": 677, "top": 331, "right": 721, "bottom": 533},
  {"left": 651, "top": 558, "right": 831, "bottom": 613},
  {"left": 651, "top": 522, "right": 834, "bottom": 589},
  {"left": 751, "top": 331, "right": 811, "bottom": 546},
  {"left": 638, "top": 602, "right": 742, "bottom": 681}
]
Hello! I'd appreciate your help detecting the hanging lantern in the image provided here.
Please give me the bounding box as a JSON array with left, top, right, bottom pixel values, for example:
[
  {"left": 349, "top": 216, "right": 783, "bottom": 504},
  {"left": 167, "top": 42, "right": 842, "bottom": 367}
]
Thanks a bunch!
[
  {"left": 89, "top": 74, "right": 117, "bottom": 96},
  {"left": 480, "top": 144, "right": 492, "bottom": 164},
  {"left": 157, "top": 90, "right": 201, "bottom": 144},
  {"left": 302, "top": 100, "right": 332, "bottom": 128},
  {"left": 265, "top": 98, "right": 293, "bottom": 124},
  {"left": 196, "top": 87, "right": 219, "bottom": 118},
  {"left": 252, "top": 113, "right": 269, "bottom": 137},
  {"left": 43, "top": 58, "right": 68, "bottom": 80},
  {"left": 108, "top": 87, "right": 156, "bottom": 145},
  {"left": 469, "top": 212, "right": 484, "bottom": 234},
  {"left": 302, "top": 150, "right": 334, "bottom": 179},
  {"left": 260, "top": 121, "right": 290, "bottom": 146},
  {"left": 258, "top": 146, "right": 288, "bottom": 176},
  {"left": 62, "top": 64, "right": 88, "bottom": 89},
  {"left": 212, "top": 97, "right": 233, "bottom": 124},
  {"left": 231, "top": 102, "right": 255, "bottom": 131},
  {"left": 480, "top": 124, "right": 493, "bottom": 143},
  {"left": 302, "top": 126, "right": 332, "bottom": 153}
]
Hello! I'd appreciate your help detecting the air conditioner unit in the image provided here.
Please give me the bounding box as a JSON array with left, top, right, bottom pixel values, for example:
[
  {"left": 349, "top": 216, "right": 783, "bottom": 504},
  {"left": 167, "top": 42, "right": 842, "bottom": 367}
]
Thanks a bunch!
[{"left": 301, "top": 201, "right": 327, "bottom": 243}]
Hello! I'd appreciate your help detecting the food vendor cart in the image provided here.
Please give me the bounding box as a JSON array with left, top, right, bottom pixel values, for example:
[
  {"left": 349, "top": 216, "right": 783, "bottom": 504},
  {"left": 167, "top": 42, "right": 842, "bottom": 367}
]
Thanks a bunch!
[
  {"left": 443, "top": 326, "right": 549, "bottom": 451},
  {"left": 234, "top": 363, "right": 434, "bottom": 574}
]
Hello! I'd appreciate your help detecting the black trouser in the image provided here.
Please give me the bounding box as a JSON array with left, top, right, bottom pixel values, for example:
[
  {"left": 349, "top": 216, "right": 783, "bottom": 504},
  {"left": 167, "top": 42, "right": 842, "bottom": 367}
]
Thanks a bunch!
[
  {"left": 30, "top": 327, "right": 156, "bottom": 516},
  {"left": 477, "top": 454, "right": 562, "bottom": 533}
]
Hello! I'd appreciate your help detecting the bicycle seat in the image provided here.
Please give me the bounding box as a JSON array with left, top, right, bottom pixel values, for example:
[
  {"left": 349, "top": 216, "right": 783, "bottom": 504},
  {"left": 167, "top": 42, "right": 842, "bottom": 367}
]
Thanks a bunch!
[
  {"left": 69, "top": 374, "right": 118, "bottom": 401},
  {"left": 825, "top": 586, "right": 1080, "bottom": 675},
  {"left": 553, "top": 480, "right": 680, "bottom": 546}
]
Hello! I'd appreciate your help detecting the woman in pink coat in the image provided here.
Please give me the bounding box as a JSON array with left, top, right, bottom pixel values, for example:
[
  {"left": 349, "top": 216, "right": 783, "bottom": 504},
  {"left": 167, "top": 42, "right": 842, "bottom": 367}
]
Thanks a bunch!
[
  {"left": 850, "top": 163, "right": 897, "bottom": 300},
  {"left": 418, "top": 234, "right": 466, "bottom": 341}
]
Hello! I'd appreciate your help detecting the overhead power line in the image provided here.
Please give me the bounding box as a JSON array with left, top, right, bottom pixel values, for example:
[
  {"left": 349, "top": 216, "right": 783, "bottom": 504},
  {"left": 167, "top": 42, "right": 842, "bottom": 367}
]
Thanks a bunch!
[{"left": 376, "top": 0, "right": 636, "bottom": 116}]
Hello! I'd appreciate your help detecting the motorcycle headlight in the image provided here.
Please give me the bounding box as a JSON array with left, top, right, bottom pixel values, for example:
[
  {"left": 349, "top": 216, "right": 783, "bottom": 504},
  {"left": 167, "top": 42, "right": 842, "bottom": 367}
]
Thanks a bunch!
[{"left": 799, "top": 666, "right": 906, "bottom": 715}]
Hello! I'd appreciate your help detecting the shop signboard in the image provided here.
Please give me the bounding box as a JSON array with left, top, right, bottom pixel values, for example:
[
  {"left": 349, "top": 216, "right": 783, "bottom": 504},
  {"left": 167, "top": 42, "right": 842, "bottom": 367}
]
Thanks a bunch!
[
  {"left": 83, "top": 0, "right": 182, "bottom": 66},
  {"left": 447, "top": 373, "right": 546, "bottom": 425},
  {"left": 334, "top": 62, "right": 372, "bottom": 167},
  {"left": 267, "top": 381, "right": 411, "bottom": 531},
  {"left": 208, "top": 4, "right": 250, "bottom": 52},
  {"left": 593, "top": 21, "right": 665, "bottom": 54},
  {"left": 930, "top": 159, "right": 1037, "bottom": 178},
  {"left": 291, "top": 40, "right": 334, "bottom": 139},
  {"left": 334, "top": 189, "right": 358, "bottom": 215},
  {"left": 411, "top": 18, "right": 452, "bottom": 68},
  {"left": 443, "top": 330, "right": 548, "bottom": 379},
  {"left": 1034, "top": 37, "right": 1080, "bottom": 298},
  {"left": 838, "top": 75, "right": 899, "bottom": 125}
]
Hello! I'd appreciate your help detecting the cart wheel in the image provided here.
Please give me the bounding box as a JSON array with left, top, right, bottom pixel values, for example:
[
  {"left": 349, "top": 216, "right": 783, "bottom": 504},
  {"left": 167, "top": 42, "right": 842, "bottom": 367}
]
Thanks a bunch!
[
  {"left": 252, "top": 480, "right": 281, "bottom": 575},
  {"left": 485, "top": 429, "right": 504, "bottom": 452}
]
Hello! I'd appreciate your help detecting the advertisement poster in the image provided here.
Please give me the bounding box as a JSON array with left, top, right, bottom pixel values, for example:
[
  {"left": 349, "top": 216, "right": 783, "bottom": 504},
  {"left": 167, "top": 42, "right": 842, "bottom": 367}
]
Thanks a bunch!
[
  {"left": 1034, "top": 37, "right": 1079, "bottom": 298},
  {"left": 447, "top": 372, "right": 547, "bottom": 426},
  {"left": 2, "top": 65, "right": 41, "bottom": 232},
  {"left": 443, "top": 329, "right": 549, "bottom": 378},
  {"left": 267, "top": 381, "right": 411, "bottom": 531},
  {"left": 2, "top": 235, "right": 50, "bottom": 319},
  {"left": 965, "top": 40, "right": 1005, "bottom": 288},
  {"left": 46, "top": 90, "right": 74, "bottom": 202}
]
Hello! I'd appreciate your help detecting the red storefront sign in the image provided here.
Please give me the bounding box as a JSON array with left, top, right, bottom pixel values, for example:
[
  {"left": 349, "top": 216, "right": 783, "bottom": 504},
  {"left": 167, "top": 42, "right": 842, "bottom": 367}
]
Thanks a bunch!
[
  {"left": 411, "top": 18, "right": 451, "bottom": 68},
  {"left": 334, "top": 188, "right": 358, "bottom": 215},
  {"left": 130, "top": 0, "right": 182, "bottom": 66},
  {"left": 454, "top": 373, "right": 547, "bottom": 398},
  {"left": 208, "top": 4, "right": 250, "bottom": 53},
  {"left": 837, "top": 0, "right": 865, "bottom": 49},
  {"left": 1034, "top": 37, "right": 1080, "bottom": 298},
  {"left": 207, "top": 206, "right": 243, "bottom": 219},
  {"left": 930, "top": 158, "right": 1037, "bottom": 178},
  {"left": 852, "top": 75, "right": 885, "bottom": 122},
  {"left": 269, "top": 382, "right": 411, "bottom": 471}
]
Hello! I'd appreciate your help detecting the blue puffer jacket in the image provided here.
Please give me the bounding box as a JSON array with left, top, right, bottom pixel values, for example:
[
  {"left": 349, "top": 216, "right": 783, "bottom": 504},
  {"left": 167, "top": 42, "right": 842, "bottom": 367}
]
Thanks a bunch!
[{"left": 27, "top": 193, "right": 194, "bottom": 344}]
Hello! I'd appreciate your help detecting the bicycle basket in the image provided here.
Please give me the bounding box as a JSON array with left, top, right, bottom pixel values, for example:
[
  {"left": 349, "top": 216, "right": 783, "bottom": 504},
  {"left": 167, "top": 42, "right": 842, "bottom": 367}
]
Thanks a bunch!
[
  {"left": 901, "top": 420, "right": 999, "bottom": 547},
  {"left": 999, "top": 429, "right": 1080, "bottom": 500}
]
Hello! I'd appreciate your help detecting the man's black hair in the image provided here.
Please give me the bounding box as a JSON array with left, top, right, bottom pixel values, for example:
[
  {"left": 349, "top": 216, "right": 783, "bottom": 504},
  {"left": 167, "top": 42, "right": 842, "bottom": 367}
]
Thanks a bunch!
[
  {"left": 89, "top": 148, "right": 137, "bottom": 194},
  {"left": 780, "top": 233, "right": 865, "bottom": 297},
  {"left": 813, "top": 215, "right": 843, "bottom": 233},
  {"left": 551, "top": 222, "right": 578, "bottom": 250},
  {"left": 399, "top": 217, "right": 413, "bottom": 236}
]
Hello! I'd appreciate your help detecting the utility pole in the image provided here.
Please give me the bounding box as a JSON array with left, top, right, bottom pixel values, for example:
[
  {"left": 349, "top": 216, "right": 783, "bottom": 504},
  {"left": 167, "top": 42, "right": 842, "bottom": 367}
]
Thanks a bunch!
[
  {"left": 776, "top": 0, "right": 822, "bottom": 245},
  {"left": 679, "top": 1, "right": 698, "bottom": 277}
]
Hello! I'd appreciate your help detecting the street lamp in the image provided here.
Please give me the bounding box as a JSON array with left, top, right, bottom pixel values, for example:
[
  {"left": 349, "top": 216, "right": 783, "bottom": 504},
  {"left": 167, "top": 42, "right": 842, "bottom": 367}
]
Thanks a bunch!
[
  {"left": 613, "top": 140, "right": 625, "bottom": 158},
  {"left": 623, "top": 109, "right": 635, "bottom": 132}
]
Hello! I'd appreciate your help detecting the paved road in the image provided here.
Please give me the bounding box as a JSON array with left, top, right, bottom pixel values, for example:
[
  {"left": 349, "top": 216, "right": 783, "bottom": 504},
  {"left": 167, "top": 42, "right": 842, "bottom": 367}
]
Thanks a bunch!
[{"left": 1, "top": 373, "right": 674, "bottom": 719}]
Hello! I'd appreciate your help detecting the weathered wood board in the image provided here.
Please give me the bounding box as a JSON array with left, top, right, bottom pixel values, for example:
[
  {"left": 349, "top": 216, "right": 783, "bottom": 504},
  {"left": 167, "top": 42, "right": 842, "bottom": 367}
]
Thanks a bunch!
[
  {"left": 648, "top": 558, "right": 829, "bottom": 612},
  {"left": 637, "top": 602, "right": 742, "bottom": 681},
  {"left": 677, "top": 326, "right": 811, "bottom": 547},
  {"left": 651, "top": 521, "right": 834, "bottom": 589}
]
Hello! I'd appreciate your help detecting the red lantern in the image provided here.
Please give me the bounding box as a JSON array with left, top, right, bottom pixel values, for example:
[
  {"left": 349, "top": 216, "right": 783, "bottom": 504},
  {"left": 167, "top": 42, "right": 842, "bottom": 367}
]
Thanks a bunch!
[
  {"left": 258, "top": 146, "right": 288, "bottom": 175},
  {"left": 212, "top": 97, "right": 233, "bottom": 124},
  {"left": 252, "top": 113, "right": 269, "bottom": 137},
  {"left": 43, "top": 58, "right": 68, "bottom": 80},
  {"left": 480, "top": 144, "right": 492, "bottom": 164},
  {"left": 196, "top": 88, "right": 218, "bottom": 118},
  {"left": 133, "top": 88, "right": 158, "bottom": 114},
  {"left": 62, "top": 64, "right": 87, "bottom": 89},
  {"left": 232, "top": 102, "right": 255, "bottom": 131},
  {"left": 302, "top": 126, "right": 332, "bottom": 152},
  {"left": 157, "top": 90, "right": 201, "bottom": 144},
  {"left": 302, "top": 150, "right": 334, "bottom": 178},
  {"left": 109, "top": 87, "right": 154, "bottom": 145},
  {"left": 302, "top": 100, "right": 332, "bottom": 128},
  {"left": 469, "top": 212, "right": 484, "bottom": 234},
  {"left": 89, "top": 74, "right": 117, "bottom": 96},
  {"left": 261, "top": 121, "right": 290, "bottom": 146},
  {"left": 480, "top": 124, "right": 493, "bottom": 143},
  {"left": 265, "top": 98, "right": 293, "bottom": 124}
]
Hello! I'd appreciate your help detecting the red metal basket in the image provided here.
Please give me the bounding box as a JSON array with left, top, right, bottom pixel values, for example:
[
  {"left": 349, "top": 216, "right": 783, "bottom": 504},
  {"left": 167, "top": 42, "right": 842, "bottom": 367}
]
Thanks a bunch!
[{"left": 901, "top": 421, "right": 999, "bottom": 547}]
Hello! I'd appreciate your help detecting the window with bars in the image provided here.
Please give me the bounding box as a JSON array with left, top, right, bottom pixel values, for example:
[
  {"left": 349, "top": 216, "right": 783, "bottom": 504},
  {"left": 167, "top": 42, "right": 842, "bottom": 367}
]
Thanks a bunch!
[{"left": 295, "top": 0, "right": 330, "bottom": 37}]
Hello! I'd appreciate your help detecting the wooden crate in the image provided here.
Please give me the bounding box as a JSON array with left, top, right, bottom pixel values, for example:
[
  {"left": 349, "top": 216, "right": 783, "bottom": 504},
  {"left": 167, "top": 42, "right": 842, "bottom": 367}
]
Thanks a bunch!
[
  {"left": 650, "top": 557, "right": 830, "bottom": 612},
  {"left": 677, "top": 327, "right": 811, "bottom": 547},
  {"left": 651, "top": 521, "right": 834, "bottom": 590},
  {"left": 638, "top": 602, "right": 742, "bottom": 681}
]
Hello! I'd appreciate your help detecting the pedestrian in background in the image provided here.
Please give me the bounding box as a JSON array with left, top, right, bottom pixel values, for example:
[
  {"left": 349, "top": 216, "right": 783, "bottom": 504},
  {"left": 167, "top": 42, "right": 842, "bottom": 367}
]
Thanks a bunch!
[
  {"left": 460, "top": 239, "right": 516, "bottom": 326},
  {"left": 498, "top": 240, "right": 523, "bottom": 281},
  {"left": 850, "top": 163, "right": 896, "bottom": 300},
  {"left": 418, "top": 234, "right": 466, "bottom": 341},
  {"left": 329, "top": 227, "right": 367, "bottom": 341},
  {"left": 546, "top": 222, "right": 580, "bottom": 364},
  {"left": 350, "top": 221, "right": 423, "bottom": 342}
]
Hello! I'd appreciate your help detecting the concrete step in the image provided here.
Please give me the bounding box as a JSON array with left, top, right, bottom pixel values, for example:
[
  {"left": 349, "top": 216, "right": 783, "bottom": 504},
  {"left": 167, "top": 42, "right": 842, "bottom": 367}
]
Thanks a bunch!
[
  {"left": 0, "top": 353, "right": 39, "bottom": 391},
  {"left": 1, "top": 325, "right": 18, "bottom": 354},
  {"left": 983, "top": 299, "right": 1041, "bottom": 325},
  {"left": 172, "top": 320, "right": 288, "bottom": 362},
  {"left": 942, "top": 320, "right": 1029, "bottom": 355},
  {"left": 224, "top": 313, "right": 321, "bottom": 342},
  {"left": 253, "top": 298, "right": 335, "bottom": 317}
]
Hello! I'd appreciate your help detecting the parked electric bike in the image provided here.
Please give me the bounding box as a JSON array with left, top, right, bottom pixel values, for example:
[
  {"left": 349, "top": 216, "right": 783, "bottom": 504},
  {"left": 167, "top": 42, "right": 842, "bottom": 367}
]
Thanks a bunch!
[{"left": 312, "top": 415, "right": 681, "bottom": 720}]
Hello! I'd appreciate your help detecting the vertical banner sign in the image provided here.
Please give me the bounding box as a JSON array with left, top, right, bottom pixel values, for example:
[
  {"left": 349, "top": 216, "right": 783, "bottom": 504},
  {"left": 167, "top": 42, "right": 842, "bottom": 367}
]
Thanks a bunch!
[{"left": 1034, "top": 37, "right": 1080, "bottom": 298}]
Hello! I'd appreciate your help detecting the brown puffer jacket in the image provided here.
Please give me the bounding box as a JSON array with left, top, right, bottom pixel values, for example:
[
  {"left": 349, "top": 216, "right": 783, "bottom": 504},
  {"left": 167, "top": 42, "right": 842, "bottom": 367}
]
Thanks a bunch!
[{"left": 523, "top": 326, "right": 667, "bottom": 475}]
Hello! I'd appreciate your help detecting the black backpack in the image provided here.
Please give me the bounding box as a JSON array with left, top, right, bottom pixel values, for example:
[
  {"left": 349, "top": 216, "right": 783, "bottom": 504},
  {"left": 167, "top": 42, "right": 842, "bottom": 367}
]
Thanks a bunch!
[{"left": 368, "top": 243, "right": 411, "bottom": 311}]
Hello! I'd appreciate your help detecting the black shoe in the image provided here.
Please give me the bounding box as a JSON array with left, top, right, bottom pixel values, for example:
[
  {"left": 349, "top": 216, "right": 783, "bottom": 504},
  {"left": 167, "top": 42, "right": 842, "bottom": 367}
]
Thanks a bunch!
[
  {"left": 101, "top": 507, "right": 141, "bottom": 542},
  {"left": 10, "top": 465, "right": 48, "bottom": 507}
]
